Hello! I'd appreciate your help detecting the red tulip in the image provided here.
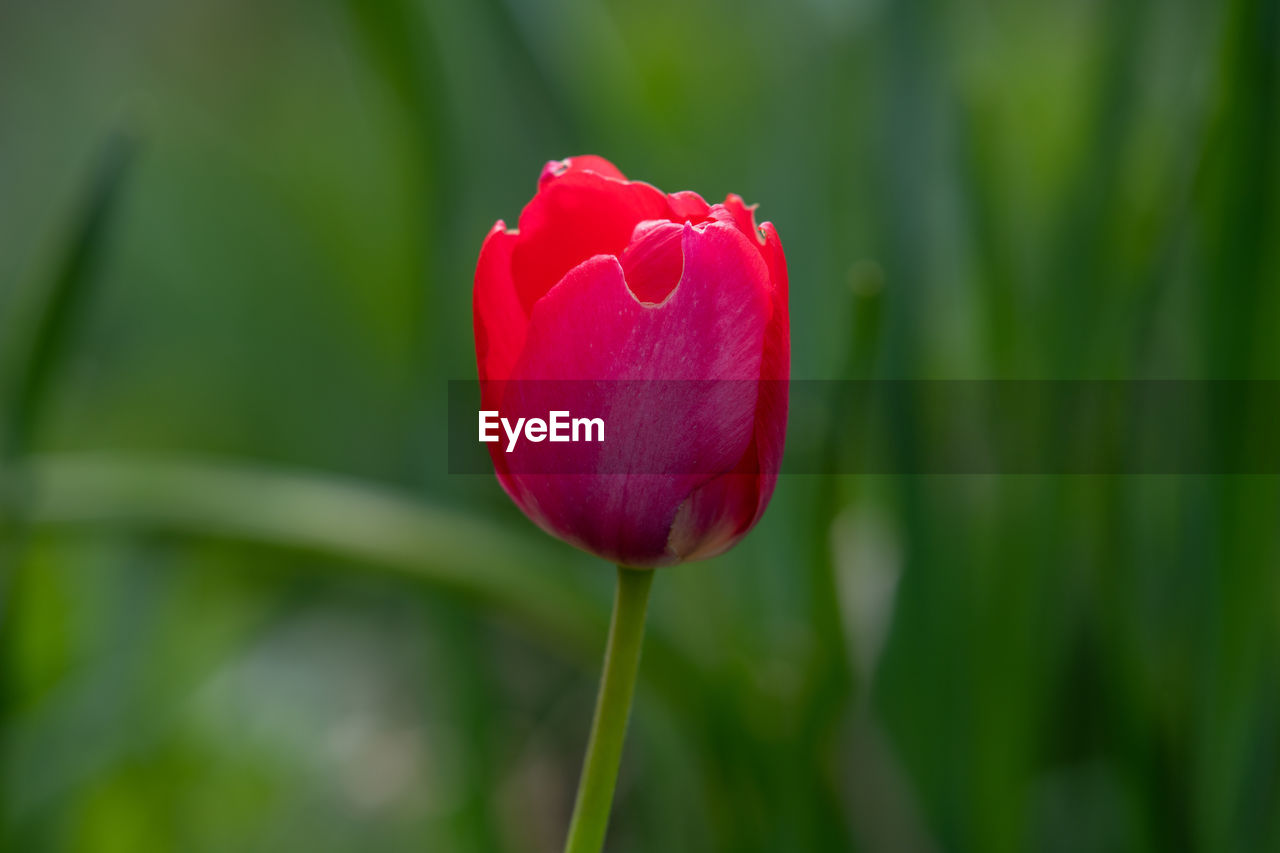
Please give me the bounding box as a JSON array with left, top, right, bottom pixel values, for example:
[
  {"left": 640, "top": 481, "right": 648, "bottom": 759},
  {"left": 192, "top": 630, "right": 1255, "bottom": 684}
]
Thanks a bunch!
[{"left": 473, "top": 155, "right": 789, "bottom": 567}]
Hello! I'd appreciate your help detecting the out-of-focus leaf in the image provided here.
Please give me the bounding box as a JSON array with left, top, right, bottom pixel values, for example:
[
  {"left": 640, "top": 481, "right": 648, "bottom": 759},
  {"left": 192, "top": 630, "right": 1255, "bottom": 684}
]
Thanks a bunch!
[
  {"left": 0, "top": 135, "right": 136, "bottom": 463},
  {"left": 23, "top": 453, "right": 597, "bottom": 649},
  {"left": 20, "top": 453, "right": 703, "bottom": 701}
]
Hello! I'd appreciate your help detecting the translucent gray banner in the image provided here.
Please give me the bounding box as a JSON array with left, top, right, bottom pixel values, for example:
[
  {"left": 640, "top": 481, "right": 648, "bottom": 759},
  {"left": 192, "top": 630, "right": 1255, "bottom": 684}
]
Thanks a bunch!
[{"left": 447, "top": 380, "right": 1280, "bottom": 474}]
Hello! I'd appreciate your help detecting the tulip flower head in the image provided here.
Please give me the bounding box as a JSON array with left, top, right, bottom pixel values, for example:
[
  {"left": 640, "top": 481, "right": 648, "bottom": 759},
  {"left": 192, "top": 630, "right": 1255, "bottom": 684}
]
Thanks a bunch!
[{"left": 473, "top": 156, "right": 789, "bottom": 567}]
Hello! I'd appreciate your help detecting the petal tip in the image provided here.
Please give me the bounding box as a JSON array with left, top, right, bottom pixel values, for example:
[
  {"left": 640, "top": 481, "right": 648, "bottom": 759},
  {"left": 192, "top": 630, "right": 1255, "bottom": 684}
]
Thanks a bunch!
[{"left": 539, "top": 155, "right": 628, "bottom": 190}]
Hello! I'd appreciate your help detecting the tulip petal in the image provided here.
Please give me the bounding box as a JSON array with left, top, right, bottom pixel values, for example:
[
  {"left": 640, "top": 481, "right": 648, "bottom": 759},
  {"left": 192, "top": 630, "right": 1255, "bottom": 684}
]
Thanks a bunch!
[
  {"left": 473, "top": 222, "right": 525, "bottom": 386},
  {"left": 472, "top": 222, "right": 530, "bottom": 506},
  {"left": 515, "top": 222, "right": 769, "bottom": 382},
  {"left": 672, "top": 216, "right": 790, "bottom": 543},
  {"left": 747, "top": 222, "right": 789, "bottom": 524},
  {"left": 666, "top": 456, "right": 762, "bottom": 561},
  {"left": 709, "top": 196, "right": 789, "bottom": 526},
  {"left": 503, "top": 222, "right": 771, "bottom": 565},
  {"left": 719, "top": 194, "right": 763, "bottom": 244},
  {"left": 512, "top": 172, "right": 670, "bottom": 314},
  {"left": 666, "top": 190, "right": 712, "bottom": 222},
  {"left": 619, "top": 220, "right": 684, "bottom": 304},
  {"left": 539, "top": 155, "right": 628, "bottom": 189}
]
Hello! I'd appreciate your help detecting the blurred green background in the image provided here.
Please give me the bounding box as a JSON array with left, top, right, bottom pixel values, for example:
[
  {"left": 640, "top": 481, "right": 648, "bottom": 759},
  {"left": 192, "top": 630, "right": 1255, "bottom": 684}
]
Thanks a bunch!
[{"left": 2, "top": 0, "right": 1279, "bottom": 850}]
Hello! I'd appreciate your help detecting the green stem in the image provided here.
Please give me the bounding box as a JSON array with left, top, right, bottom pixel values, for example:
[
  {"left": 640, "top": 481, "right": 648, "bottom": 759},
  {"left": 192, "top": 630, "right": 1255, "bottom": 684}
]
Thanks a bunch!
[{"left": 563, "top": 565, "right": 655, "bottom": 853}]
